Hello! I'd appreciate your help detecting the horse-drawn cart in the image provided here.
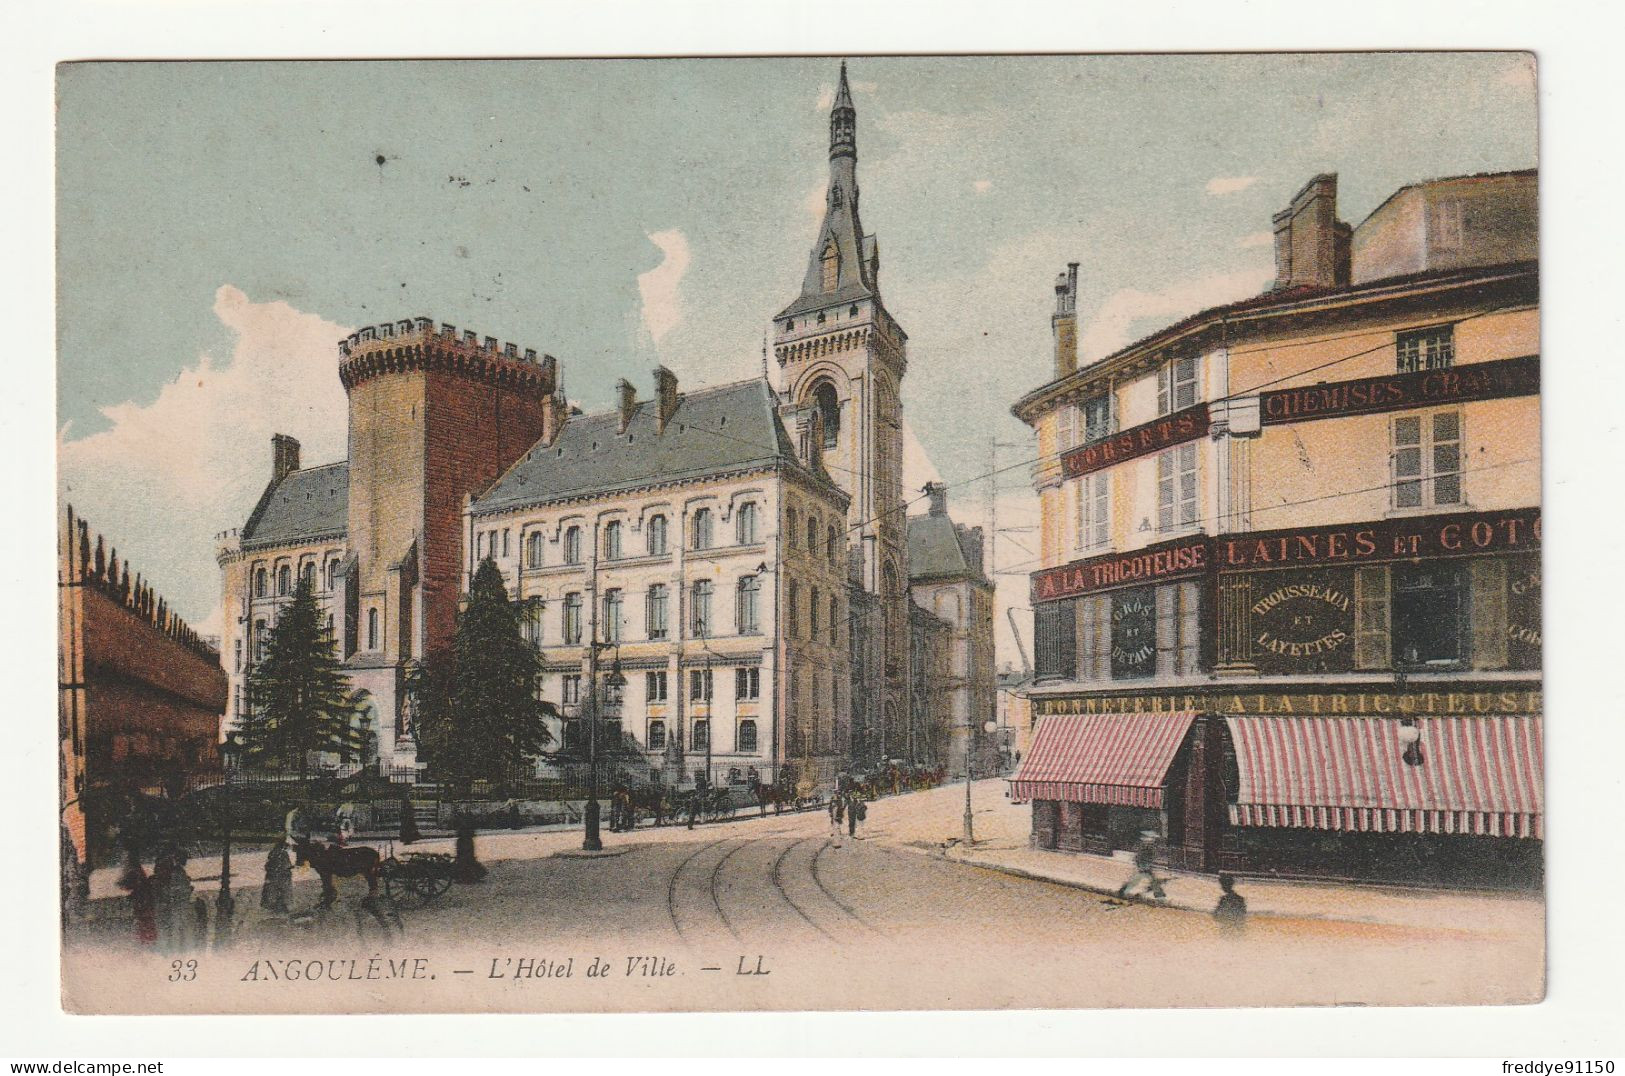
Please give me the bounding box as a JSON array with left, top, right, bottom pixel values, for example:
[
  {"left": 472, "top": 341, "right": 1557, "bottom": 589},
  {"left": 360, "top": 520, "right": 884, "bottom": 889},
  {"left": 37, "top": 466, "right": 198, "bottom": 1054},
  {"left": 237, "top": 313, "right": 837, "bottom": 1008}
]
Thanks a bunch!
[{"left": 379, "top": 852, "right": 456, "bottom": 907}]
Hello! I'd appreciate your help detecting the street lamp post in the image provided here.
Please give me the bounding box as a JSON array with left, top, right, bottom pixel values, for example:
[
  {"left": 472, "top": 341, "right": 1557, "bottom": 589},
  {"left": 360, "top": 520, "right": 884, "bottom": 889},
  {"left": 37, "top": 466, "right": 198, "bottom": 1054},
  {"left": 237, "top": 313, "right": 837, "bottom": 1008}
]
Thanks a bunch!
[
  {"left": 963, "top": 718, "right": 999, "bottom": 845},
  {"left": 583, "top": 639, "right": 604, "bottom": 852}
]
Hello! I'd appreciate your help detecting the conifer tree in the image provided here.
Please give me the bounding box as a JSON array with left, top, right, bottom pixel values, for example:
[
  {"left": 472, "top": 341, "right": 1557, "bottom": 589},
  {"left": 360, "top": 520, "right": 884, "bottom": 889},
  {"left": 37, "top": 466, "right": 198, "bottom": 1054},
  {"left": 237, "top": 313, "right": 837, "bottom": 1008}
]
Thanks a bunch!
[
  {"left": 242, "top": 574, "right": 363, "bottom": 784},
  {"left": 409, "top": 558, "right": 553, "bottom": 878}
]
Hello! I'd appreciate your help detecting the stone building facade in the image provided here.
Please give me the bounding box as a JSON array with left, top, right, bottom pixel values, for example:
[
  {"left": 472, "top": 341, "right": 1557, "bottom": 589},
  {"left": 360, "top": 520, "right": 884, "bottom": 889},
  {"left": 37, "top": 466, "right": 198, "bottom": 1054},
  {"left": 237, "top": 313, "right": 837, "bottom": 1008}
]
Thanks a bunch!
[
  {"left": 772, "top": 64, "right": 912, "bottom": 766},
  {"left": 465, "top": 371, "right": 849, "bottom": 790},
  {"left": 906, "top": 483, "right": 997, "bottom": 776},
  {"left": 1012, "top": 170, "right": 1541, "bottom": 886},
  {"left": 62, "top": 506, "right": 226, "bottom": 868}
]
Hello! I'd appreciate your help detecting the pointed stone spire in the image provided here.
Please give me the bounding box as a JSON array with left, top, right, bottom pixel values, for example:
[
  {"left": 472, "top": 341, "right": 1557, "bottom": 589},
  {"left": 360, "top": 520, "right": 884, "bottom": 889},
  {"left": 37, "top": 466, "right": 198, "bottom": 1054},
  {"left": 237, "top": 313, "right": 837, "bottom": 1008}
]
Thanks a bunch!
[{"left": 780, "top": 61, "right": 876, "bottom": 318}]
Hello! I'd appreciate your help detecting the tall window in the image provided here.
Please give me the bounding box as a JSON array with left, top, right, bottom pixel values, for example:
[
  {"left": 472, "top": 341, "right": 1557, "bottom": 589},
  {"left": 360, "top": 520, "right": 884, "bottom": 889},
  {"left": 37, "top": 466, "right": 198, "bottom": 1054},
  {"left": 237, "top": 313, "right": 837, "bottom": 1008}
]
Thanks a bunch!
[
  {"left": 1057, "top": 405, "right": 1077, "bottom": 452},
  {"left": 691, "top": 719, "right": 710, "bottom": 750},
  {"left": 1155, "top": 582, "right": 1202, "bottom": 677},
  {"left": 1157, "top": 355, "right": 1200, "bottom": 415},
  {"left": 827, "top": 526, "right": 840, "bottom": 566},
  {"left": 787, "top": 579, "right": 799, "bottom": 638},
  {"left": 647, "top": 514, "right": 668, "bottom": 556},
  {"left": 829, "top": 595, "right": 840, "bottom": 646},
  {"left": 804, "top": 514, "right": 818, "bottom": 553},
  {"left": 692, "top": 508, "right": 713, "bottom": 550},
  {"left": 689, "top": 668, "right": 713, "bottom": 701},
  {"left": 367, "top": 608, "right": 378, "bottom": 650},
  {"left": 1074, "top": 472, "right": 1111, "bottom": 552},
  {"left": 645, "top": 670, "right": 668, "bottom": 702},
  {"left": 647, "top": 720, "right": 667, "bottom": 750},
  {"left": 1157, "top": 443, "right": 1198, "bottom": 532},
  {"left": 277, "top": 565, "right": 291, "bottom": 596},
  {"left": 736, "top": 502, "right": 758, "bottom": 545},
  {"left": 1082, "top": 394, "right": 1112, "bottom": 444},
  {"left": 646, "top": 583, "right": 669, "bottom": 640},
  {"left": 786, "top": 507, "right": 799, "bottom": 548},
  {"left": 255, "top": 567, "right": 267, "bottom": 598},
  {"left": 810, "top": 585, "right": 821, "bottom": 638},
  {"left": 820, "top": 239, "right": 839, "bottom": 292},
  {"left": 301, "top": 561, "right": 316, "bottom": 588},
  {"left": 1393, "top": 411, "right": 1462, "bottom": 509},
  {"left": 527, "top": 532, "right": 544, "bottom": 568},
  {"left": 691, "top": 579, "right": 713, "bottom": 637},
  {"left": 602, "top": 589, "right": 622, "bottom": 642},
  {"left": 604, "top": 521, "right": 622, "bottom": 560},
  {"left": 813, "top": 381, "right": 840, "bottom": 446},
  {"left": 326, "top": 558, "right": 339, "bottom": 590},
  {"left": 563, "top": 592, "right": 583, "bottom": 644},
  {"left": 562, "top": 674, "right": 581, "bottom": 704},
  {"left": 735, "top": 667, "right": 760, "bottom": 700},
  {"left": 521, "top": 600, "right": 543, "bottom": 649},
  {"left": 502, "top": 529, "right": 510, "bottom": 558},
  {"left": 1396, "top": 325, "right": 1455, "bottom": 373},
  {"left": 563, "top": 526, "right": 583, "bottom": 564},
  {"left": 736, "top": 575, "right": 761, "bottom": 634},
  {"left": 254, "top": 619, "right": 267, "bottom": 662},
  {"left": 737, "top": 719, "right": 758, "bottom": 753}
]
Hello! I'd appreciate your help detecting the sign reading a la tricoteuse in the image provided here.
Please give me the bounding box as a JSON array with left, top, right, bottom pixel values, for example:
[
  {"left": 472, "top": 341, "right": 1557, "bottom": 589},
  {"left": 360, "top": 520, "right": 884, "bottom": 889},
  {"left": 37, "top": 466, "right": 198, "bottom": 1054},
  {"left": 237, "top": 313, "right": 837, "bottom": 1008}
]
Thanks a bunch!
[{"left": 1031, "top": 536, "right": 1208, "bottom": 603}]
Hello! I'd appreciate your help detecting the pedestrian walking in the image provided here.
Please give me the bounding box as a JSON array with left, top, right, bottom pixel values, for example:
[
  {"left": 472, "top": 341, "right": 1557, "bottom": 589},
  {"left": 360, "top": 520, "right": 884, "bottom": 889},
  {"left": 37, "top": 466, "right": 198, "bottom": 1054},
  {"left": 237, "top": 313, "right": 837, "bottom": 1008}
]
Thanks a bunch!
[
  {"left": 1116, "top": 832, "right": 1167, "bottom": 901},
  {"left": 118, "top": 851, "right": 156, "bottom": 947},
  {"left": 260, "top": 838, "right": 293, "bottom": 916},
  {"left": 152, "top": 847, "right": 196, "bottom": 953},
  {"left": 1213, "top": 873, "right": 1247, "bottom": 933},
  {"left": 828, "top": 793, "right": 844, "bottom": 839},
  {"left": 847, "top": 793, "right": 865, "bottom": 838},
  {"left": 398, "top": 790, "right": 421, "bottom": 845}
]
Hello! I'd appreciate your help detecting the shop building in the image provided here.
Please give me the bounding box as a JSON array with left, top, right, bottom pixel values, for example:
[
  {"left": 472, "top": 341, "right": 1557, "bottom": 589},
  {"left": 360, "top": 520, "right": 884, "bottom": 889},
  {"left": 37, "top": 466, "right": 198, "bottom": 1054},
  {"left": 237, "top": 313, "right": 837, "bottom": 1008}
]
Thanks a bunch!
[{"left": 1010, "top": 170, "right": 1541, "bottom": 886}]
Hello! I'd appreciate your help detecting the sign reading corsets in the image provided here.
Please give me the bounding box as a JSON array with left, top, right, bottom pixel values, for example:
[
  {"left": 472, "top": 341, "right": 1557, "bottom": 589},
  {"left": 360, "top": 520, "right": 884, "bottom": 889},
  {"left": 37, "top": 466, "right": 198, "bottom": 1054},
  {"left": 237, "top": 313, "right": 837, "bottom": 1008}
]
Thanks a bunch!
[{"left": 1060, "top": 404, "right": 1210, "bottom": 479}]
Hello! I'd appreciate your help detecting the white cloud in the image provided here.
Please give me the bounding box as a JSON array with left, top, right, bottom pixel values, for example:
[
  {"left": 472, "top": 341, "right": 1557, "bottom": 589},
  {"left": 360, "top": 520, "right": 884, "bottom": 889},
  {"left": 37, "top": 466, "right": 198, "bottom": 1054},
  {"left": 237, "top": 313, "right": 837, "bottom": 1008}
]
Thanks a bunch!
[
  {"left": 1077, "top": 267, "right": 1274, "bottom": 363},
  {"left": 636, "top": 229, "right": 691, "bottom": 346},
  {"left": 1238, "top": 230, "right": 1274, "bottom": 249},
  {"left": 972, "top": 179, "right": 993, "bottom": 194},
  {"left": 1206, "top": 176, "right": 1259, "bottom": 196},
  {"left": 58, "top": 286, "right": 353, "bottom": 632}
]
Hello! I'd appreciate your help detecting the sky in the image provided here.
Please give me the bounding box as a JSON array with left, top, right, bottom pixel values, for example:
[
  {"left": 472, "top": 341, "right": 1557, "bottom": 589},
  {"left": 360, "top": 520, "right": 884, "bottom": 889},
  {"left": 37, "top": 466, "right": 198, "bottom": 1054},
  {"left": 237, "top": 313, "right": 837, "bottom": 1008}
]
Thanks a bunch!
[{"left": 55, "top": 54, "right": 1538, "bottom": 659}]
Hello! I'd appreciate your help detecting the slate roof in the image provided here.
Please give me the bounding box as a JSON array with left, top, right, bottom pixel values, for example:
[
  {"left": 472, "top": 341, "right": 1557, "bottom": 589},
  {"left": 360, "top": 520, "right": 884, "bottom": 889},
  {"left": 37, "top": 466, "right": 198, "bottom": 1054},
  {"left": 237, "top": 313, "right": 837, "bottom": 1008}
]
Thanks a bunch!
[
  {"left": 473, "top": 377, "right": 833, "bottom": 515},
  {"left": 241, "top": 462, "right": 349, "bottom": 549},
  {"left": 907, "top": 512, "right": 986, "bottom": 584}
]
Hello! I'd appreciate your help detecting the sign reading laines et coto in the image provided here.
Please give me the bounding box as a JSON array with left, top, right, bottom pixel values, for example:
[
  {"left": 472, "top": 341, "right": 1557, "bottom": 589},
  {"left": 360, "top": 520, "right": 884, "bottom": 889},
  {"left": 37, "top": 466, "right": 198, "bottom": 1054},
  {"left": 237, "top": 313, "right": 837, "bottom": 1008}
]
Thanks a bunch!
[
  {"left": 1216, "top": 506, "right": 1542, "bottom": 569},
  {"left": 1059, "top": 403, "right": 1209, "bottom": 479},
  {"left": 1258, "top": 354, "right": 1539, "bottom": 426},
  {"left": 1031, "top": 507, "right": 1542, "bottom": 603}
]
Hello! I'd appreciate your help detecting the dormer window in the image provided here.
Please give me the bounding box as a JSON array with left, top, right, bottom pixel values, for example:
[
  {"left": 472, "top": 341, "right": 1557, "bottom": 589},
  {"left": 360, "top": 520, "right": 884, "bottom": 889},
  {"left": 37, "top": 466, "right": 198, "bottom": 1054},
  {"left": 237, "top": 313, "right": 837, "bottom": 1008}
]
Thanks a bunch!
[{"left": 820, "top": 240, "right": 839, "bottom": 292}]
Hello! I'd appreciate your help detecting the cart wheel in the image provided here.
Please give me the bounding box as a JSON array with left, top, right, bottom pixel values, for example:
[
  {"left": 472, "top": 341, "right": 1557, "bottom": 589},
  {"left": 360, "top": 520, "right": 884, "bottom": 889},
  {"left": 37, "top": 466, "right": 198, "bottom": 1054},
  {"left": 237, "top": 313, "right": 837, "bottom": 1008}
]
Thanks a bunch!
[
  {"left": 411, "top": 874, "right": 439, "bottom": 904},
  {"left": 381, "top": 862, "right": 406, "bottom": 906}
]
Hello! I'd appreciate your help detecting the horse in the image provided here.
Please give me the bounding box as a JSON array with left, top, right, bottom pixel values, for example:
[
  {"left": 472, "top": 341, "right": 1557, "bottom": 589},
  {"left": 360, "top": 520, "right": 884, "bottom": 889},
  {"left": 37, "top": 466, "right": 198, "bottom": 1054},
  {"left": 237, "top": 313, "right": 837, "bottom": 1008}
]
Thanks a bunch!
[{"left": 291, "top": 835, "right": 383, "bottom": 909}]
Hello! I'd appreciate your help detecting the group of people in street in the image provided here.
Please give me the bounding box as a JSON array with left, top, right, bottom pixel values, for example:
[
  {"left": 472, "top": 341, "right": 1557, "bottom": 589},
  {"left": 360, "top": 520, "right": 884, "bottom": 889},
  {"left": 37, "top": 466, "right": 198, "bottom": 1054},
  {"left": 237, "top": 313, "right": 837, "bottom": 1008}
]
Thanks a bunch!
[
  {"left": 827, "top": 790, "right": 868, "bottom": 843},
  {"left": 116, "top": 842, "right": 207, "bottom": 952},
  {"left": 1114, "top": 832, "right": 1249, "bottom": 933}
]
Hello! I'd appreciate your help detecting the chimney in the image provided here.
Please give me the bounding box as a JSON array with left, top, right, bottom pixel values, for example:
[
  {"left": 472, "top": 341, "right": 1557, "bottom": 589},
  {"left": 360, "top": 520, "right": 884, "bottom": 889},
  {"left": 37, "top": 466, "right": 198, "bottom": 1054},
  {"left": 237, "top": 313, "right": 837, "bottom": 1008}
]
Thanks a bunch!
[
  {"left": 1272, "top": 174, "right": 1351, "bottom": 290},
  {"left": 925, "top": 480, "right": 948, "bottom": 517},
  {"left": 1052, "top": 262, "right": 1079, "bottom": 379},
  {"left": 964, "top": 525, "right": 986, "bottom": 575},
  {"left": 654, "top": 366, "right": 679, "bottom": 433},
  {"left": 272, "top": 434, "right": 301, "bottom": 481},
  {"left": 616, "top": 379, "right": 637, "bottom": 433}
]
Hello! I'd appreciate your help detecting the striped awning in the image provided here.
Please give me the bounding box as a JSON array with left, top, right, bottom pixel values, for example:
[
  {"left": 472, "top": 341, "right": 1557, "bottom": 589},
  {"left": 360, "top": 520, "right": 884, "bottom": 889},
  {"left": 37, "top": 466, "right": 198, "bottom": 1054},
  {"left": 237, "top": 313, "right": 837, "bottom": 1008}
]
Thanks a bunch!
[
  {"left": 1010, "top": 712, "right": 1198, "bottom": 808},
  {"left": 1226, "top": 715, "right": 1543, "bottom": 839}
]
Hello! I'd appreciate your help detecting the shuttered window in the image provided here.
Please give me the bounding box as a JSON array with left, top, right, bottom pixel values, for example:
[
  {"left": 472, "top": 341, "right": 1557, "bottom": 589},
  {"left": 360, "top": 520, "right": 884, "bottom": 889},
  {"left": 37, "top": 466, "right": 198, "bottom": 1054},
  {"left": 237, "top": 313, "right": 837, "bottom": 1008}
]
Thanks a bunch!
[
  {"left": 1034, "top": 600, "right": 1078, "bottom": 681},
  {"left": 1157, "top": 443, "right": 1199, "bottom": 532},
  {"left": 1470, "top": 557, "right": 1509, "bottom": 669},
  {"left": 1354, "top": 565, "right": 1391, "bottom": 670}
]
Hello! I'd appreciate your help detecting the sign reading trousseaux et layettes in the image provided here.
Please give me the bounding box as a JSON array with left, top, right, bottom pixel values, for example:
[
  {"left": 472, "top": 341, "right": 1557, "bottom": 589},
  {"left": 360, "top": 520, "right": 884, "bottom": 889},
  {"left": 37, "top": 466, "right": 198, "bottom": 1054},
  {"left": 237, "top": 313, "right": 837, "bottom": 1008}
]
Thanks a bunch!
[{"left": 1031, "top": 507, "right": 1542, "bottom": 603}]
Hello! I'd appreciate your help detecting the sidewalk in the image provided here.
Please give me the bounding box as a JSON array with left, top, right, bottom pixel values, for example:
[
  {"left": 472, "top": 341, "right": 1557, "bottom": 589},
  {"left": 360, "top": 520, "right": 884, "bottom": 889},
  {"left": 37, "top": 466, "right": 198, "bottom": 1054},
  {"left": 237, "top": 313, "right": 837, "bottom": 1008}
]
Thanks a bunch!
[{"left": 863, "top": 780, "right": 1544, "bottom": 940}]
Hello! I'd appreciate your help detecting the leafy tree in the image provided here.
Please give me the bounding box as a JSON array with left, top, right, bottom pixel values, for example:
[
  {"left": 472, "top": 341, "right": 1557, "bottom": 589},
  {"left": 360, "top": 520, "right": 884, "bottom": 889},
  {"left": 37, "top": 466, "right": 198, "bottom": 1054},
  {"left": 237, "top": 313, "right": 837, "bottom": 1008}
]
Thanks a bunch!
[
  {"left": 408, "top": 558, "right": 554, "bottom": 879},
  {"left": 242, "top": 574, "right": 363, "bottom": 784}
]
